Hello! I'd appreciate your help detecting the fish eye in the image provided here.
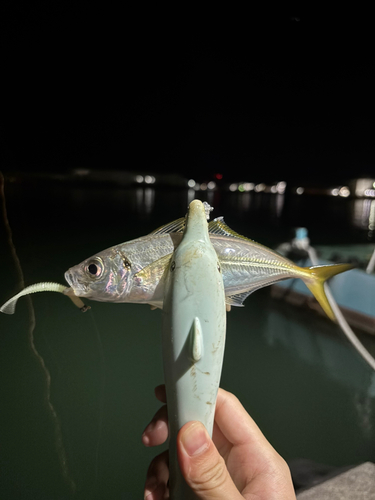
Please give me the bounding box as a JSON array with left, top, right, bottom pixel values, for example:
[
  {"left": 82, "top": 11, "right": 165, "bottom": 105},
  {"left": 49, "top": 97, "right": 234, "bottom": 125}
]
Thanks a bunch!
[
  {"left": 85, "top": 259, "right": 103, "bottom": 278},
  {"left": 88, "top": 264, "right": 98, "bottom": 274}
]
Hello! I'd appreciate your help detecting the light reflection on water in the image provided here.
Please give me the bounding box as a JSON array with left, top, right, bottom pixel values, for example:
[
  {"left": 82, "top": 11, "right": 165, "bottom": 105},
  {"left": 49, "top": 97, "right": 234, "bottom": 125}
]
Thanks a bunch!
[
  {"left": 352, "top": 198, "right": 375, "bottom": 237},
  {"left": 136, "top": 187, "right": 155, "bottom": 215},
  {"left": 0, "top": 181, "right": 374, "bottom": 499}
]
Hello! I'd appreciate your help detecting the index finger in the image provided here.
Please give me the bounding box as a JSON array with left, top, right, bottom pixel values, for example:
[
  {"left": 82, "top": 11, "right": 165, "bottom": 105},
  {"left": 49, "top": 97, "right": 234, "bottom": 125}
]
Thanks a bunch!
[
  {"left": 215, "top": 388, "right": 274, "bottom": 451},
  {"left": 154, "top": 385, "right": 273, "bottom": 452}
]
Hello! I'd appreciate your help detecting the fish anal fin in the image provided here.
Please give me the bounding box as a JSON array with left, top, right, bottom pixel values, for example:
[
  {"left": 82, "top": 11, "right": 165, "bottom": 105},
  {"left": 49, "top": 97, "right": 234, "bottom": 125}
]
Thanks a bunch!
[
  {"left": 224, "top": 276, "right": 293, "bottom": 307},
  {"left": 225, "top": 290, "right": 250, "bottom": 306}
]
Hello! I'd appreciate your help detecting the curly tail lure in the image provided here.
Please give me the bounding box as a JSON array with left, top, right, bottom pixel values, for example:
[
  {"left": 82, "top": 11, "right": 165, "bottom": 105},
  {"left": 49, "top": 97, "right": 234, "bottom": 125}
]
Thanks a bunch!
[{"left": 0, "top": 282, "right": 90, "bottom": 315}]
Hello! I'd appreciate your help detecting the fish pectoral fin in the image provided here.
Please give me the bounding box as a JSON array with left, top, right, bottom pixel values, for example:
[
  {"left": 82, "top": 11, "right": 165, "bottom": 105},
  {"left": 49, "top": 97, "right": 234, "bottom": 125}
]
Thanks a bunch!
[
  {"left": 148, "top": 301, "right": 163, "bottom": 310},
  {"left": 149, "top": 217, "right": 186, "bottom": 235},
  {"left": 134, "top": 254, "right": 172, "bottom": 282}
]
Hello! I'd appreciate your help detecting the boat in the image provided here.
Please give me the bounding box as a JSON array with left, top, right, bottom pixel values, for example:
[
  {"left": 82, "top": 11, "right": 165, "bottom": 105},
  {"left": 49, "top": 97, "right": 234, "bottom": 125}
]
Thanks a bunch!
[{"left": 271, "top": 228, "right": 375, "bottom": 335}]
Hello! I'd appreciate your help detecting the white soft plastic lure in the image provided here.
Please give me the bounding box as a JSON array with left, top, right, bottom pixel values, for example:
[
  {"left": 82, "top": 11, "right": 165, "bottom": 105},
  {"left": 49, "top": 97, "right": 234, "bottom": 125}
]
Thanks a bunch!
[{"left": 0, "top": 282, "right": 89, "bottom": 314}]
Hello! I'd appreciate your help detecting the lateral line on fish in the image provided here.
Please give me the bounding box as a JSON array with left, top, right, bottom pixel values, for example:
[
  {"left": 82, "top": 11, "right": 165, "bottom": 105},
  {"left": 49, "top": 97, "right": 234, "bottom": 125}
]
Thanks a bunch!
[{"left": 220, "top": 257, "right": 298, "bottom": 272}]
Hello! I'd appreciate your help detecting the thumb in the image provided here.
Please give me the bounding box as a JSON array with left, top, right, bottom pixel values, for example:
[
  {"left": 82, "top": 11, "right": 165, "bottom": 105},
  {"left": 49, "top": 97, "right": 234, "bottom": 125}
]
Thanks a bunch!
[{"left": 177, "top": 421, "right": 243, "bottom": 499}]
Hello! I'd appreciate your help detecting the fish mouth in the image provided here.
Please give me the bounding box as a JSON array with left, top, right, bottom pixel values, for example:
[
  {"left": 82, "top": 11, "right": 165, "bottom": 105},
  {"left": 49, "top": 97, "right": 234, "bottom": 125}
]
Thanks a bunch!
[
  {"left": 64, "top": 270, "right": 89, "bottom": 296},
  {"left": 64, "top": 270, "right": 74, "bottom": 287}
]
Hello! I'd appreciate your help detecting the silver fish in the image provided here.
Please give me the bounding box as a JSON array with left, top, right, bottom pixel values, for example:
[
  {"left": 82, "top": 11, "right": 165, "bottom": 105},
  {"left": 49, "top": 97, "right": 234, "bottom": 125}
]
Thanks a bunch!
[{"left": 64, "top": 216, "right": 353, "bottom": 320}]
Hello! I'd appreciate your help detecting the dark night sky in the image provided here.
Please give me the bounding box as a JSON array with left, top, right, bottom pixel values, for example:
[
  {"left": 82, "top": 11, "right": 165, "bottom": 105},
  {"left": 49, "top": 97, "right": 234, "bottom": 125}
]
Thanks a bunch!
[{"left": 1, "top": 5, "right": 375, "bottom": 183}]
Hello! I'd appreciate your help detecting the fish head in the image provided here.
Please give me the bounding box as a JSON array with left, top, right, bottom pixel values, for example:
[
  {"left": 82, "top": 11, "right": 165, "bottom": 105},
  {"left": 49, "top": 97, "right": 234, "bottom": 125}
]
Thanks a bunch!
[{"left": 64, "top": 248, "right": 132, "bottom": 301}]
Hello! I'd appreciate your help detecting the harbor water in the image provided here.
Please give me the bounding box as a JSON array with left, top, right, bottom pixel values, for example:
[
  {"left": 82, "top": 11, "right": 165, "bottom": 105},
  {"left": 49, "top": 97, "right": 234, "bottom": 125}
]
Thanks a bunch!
[{"left": 0, "top": 179, "right": 374, "bottom": 499}]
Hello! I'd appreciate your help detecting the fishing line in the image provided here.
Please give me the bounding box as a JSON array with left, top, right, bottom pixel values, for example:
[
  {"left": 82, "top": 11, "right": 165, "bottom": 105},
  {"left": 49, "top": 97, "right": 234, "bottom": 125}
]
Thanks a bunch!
[
  {"left": 307, "top": 245, "right": 375, "bottom": 371},
  {"left": 0, "top": 172, "right": 76, "bottom": 493},
  {"left": 87, "top": 308, "right": 106, "bottom": 489}
]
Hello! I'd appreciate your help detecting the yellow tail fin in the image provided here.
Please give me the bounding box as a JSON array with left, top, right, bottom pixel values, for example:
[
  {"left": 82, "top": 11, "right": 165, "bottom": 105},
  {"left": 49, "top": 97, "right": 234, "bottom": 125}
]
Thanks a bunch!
[{"left": 301, "top": 263, "right": 355, "bottom": 321}]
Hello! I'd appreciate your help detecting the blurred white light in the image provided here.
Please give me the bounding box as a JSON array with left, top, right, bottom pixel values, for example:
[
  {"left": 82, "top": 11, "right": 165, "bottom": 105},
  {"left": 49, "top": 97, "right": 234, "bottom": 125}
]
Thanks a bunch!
[
  {"left": 188, "top": 179, "right": 196, "bottom": 188},
  {"left": 135, "top": 175, "right": 144, "bottom": 183},
  {"left": 365, "top": 189, "right": 375, "bottom": 197},
  {"left": 331, "top": 188, "right": 339, "bottom": 196},
  {"left": 255, "top": 183, "right": 266, "bottom": 192},
  {"left": 229, "top": 183, "right": 237, "bottom": 192},
  {"left": 243, "top": 182, "right": 254, "bottom": 191},
  {"left": 339, "top": 186, "right": 350, "bottom": 197},
  {"left": 145, "top": 175, "right": 153, "bottom": 184},
  {"left": 276, "top": 181, "right": 286, "bottom": 194},
  {"left": 355, "top": 178, "right": 375, "bottom": 197},
  {"left": 187, "top": 188, "right": 195, "bottom": 204},
  {"left": 370, "top": 200, "right": 375, "bottom": 230},
  {"left": 296, "top": 187, "right": 304, "bottom": 195},
  {"left": 270, "top": 185, "right": 277, "bottom": 193},
  {"left": 200, "top": 183, "right": 207, "bottom": 191},
  {"left": 207, "top": 181, "right": 216, "bottom": 190},
  {"left": 74, "top": 168, "right": 90, "bottom": 176}
]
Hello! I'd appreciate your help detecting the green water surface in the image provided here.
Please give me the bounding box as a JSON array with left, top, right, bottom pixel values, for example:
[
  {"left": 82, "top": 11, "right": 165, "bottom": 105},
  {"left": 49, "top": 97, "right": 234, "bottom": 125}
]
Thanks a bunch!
[{"left": 0, "top": 180, "right": 374, "bottom": 499}]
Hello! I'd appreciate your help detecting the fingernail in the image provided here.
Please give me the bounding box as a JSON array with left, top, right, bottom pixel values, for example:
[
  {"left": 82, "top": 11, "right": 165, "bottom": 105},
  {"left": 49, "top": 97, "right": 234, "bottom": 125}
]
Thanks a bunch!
[{"left": 181, "top": 422, "right": 209, "bottom": 457}]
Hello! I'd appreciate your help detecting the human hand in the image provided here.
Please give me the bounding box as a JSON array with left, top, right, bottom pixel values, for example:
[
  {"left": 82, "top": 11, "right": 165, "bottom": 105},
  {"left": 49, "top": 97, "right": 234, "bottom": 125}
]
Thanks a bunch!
[{"left": 142, "top": 385, "right": 296, "bottom": 499}]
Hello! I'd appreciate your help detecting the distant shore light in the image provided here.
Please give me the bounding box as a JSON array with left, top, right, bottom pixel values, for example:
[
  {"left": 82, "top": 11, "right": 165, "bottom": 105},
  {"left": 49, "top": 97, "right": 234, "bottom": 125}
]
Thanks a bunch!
[
  {"left": 207, "top": 181, "right": 216, "bottom": 190},
  {"left": 296, "top": 187, "right": 304, "bottom": 195},
  {"left": 135, "top": 175, "right": 144, "bottom": 183},
  {"left": 74, "top": 168, "right": 90, "bottom": 176},
  {"left": 188, "top": 179, "right": 196, "bottom": 188},
  {"left": 255, "top": 183, "right": 266, "bottom": 192},
  {"left": 243, "top": 182, "right": 254, "bottom": 191},
  {"left": 229, "top": 183, "right": 237, "bottom": 192},
  {"left": 339, "top": 186, "right": 350, "bottom": 197},
  {"left": 276, "top": 181, "right": 286, "bottom": 194}
]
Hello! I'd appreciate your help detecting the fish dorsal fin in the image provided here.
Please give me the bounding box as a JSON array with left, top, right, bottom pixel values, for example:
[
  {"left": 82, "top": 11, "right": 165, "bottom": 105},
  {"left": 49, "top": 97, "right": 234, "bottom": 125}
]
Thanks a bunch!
[
  {"left": 134, "top": 254, "right": 172, "bottom": 283},
  {"left": 149, "top": 217, "right": 186, "bottom": 235},
  {"left": 208, "top": 217, "right": 252, "bottom": 242},
  {"left": 150, "top": 215, "right": 253, "bottom": 244}
]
